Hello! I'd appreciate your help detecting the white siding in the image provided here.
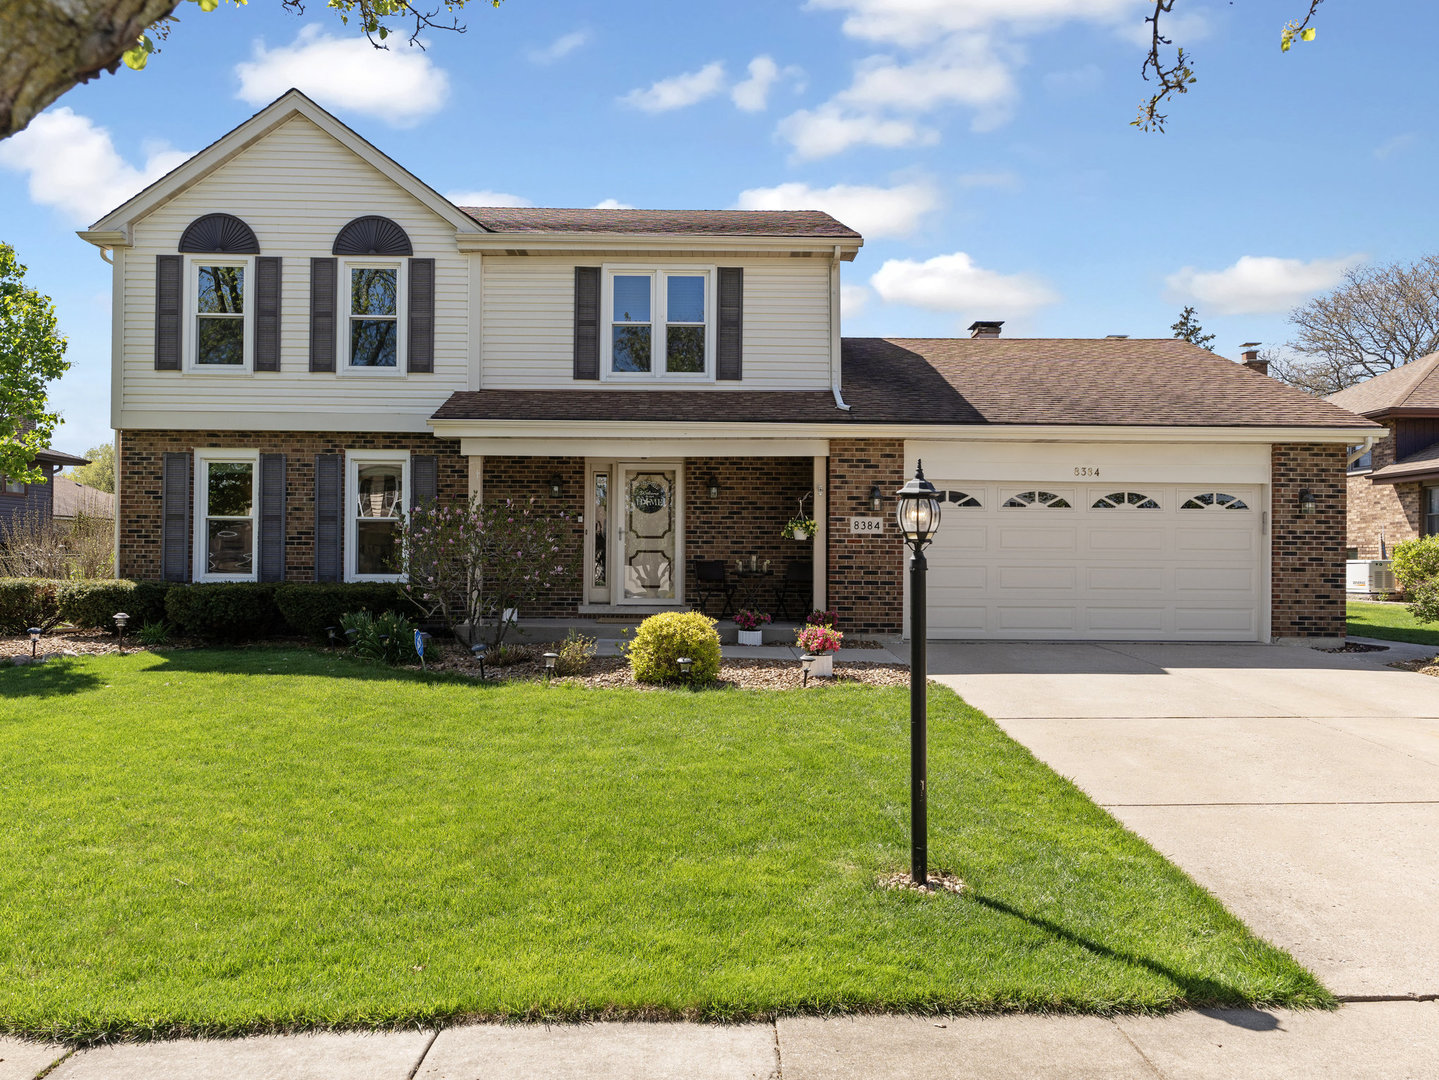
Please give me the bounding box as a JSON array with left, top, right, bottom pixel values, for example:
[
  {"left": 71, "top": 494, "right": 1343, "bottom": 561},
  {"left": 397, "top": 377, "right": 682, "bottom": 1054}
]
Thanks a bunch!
[
  {"left": 119, "top": 116, "right": 467, "bottom": 430},
  {"left": 480, "top": 257, "right": 833, "bottom": 390}
]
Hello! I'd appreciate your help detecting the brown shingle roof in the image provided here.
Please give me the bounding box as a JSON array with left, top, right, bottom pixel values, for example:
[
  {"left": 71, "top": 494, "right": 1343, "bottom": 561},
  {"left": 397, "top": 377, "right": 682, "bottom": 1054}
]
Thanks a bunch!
[
  {"left": 1326, "top": 352, "right": 1439, "bottom": 416},
  {"left": 1368, "top": 442, "right": 1439, "bottom": 484},
  {"left": 455, "top": 207, "right": 861, "bottom": 239},
  {"left": 434, "top": 337, "right": 1378, "bottom": 429},
  {"left": 52, "top": 476, "right": 113, "bottom": 519}
]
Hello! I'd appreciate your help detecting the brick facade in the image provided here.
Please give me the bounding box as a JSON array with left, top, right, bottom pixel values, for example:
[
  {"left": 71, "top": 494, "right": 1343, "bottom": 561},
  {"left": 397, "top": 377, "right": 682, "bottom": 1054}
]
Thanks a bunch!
[
  {"left": 1345, "top": 428, "right": 1424, "bottom": 558},
  {"left": 826, "top": 438, "right": 905, "bottom": 634},
  {"left": 1271, "top": 442, "right": 1347, "bottom": 640},
  {"left": 117, "top": 430, "right": 466, "bottom": 582},
  {"left": 477, "top": 455, "right": 586, "bottom": 617}
]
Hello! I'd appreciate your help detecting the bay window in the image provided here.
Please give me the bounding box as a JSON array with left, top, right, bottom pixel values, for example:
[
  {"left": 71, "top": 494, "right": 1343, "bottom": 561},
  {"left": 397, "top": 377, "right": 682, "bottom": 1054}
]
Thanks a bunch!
[
  {"left": 604, "top": 268, "right": 712, "bottom": 379},
  {"left": 194, "top": 449, "right": 258, "bottom": 581},
  {"left": 346, "top": 450, "right": 409, "bottom": 581}
]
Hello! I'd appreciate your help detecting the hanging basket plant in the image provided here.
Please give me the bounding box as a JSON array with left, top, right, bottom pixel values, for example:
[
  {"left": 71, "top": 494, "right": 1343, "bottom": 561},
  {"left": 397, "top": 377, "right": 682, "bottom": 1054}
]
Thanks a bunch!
[{"left": 782, "top": 514, "right": 817, "bottom": 541}]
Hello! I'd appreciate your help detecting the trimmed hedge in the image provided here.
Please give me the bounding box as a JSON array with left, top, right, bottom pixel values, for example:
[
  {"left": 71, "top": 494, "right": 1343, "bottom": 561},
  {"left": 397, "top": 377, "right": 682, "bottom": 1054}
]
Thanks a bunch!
[
  {"left": 164, "top": 583, "right": 280, "bottom": 641},
  {"left": 628, "top": 611, "right": 722, "bottom": 685},
  {"left": 274, "top": 583, "right": 410, "bottom": 640},
  {"left": 57, "top": 580, "right": 172, "bottom": 632},
  {"left": 0, "top": 578, "right": 63, "bottom": 634}
]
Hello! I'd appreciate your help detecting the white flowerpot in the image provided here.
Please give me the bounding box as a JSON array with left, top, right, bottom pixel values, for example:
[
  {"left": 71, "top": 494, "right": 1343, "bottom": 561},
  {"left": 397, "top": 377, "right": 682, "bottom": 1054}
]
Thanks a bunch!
[
  {"left": 501, "top": 608, "right": 519, "bottom": 625},
  {"left": 808, "top": 653, "right": 834, "bottom": 678},
  {"left": 792, "top": 529, "right": 809, "bottom": 541},
  {"left": 737, "top": 629, "right": 764, "bottom": 647}
]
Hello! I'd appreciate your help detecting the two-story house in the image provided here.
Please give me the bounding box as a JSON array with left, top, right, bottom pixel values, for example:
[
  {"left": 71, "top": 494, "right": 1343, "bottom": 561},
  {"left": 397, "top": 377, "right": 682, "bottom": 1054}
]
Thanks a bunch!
[
  {"left": 80, "top": 90, "right": 1379, "bottom": 641},
  {"left": 1329, "top": 354, "right": 1439, "bottom": 561}
]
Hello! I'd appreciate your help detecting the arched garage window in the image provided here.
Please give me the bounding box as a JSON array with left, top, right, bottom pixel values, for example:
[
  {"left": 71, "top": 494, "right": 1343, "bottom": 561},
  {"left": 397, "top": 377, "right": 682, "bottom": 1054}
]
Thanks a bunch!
[
  {"left": 1092, "top": 491, "right": 1160, "bottom": 509},
  {"left": 943, "top": 491, "right": 981, "bottom": 508},
  {"left": 1003, "top": 490, "right": 1071, "bottom": 509},
  {"left": 1181, "top": 492, "right": 1249, "bottom": 510}
]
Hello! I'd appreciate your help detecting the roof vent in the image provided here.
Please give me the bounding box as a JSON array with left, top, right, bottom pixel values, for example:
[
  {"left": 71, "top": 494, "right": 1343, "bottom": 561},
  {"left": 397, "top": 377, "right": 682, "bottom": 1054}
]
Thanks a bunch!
[
  {"left": 1106, "top": 334, "right": 1129, "bottom": 339},
  {"left": 968, "top": 320, "right": 1003, "bottom": 338},
  {"left": 1240, "top": 341, "right": 1269, "bottom": 377}
]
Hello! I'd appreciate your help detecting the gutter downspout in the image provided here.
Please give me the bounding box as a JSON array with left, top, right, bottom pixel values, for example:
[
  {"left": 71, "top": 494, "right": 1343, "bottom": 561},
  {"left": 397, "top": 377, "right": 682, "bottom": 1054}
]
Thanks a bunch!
[
  {"left": 830, "top": 246, "right": 851, "bottom": 411},
  {"left": 1347, "top": 433, "right": 1378, "bottom": 468},
  {"left": 98, "top": 247, "right": 113, "bottom": 265}
]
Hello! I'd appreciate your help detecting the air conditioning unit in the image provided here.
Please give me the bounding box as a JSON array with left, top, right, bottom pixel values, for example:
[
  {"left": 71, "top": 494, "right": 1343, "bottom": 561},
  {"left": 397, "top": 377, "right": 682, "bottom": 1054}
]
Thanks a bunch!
[{"left": 1346, "top": 559, "right": 1395, "bottom": 593}]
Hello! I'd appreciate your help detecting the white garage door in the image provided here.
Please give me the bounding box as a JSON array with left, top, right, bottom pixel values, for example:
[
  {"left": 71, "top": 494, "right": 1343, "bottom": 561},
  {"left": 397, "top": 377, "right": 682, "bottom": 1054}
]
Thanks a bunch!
[{"left": 922, "top": 481, "right": 1263, "bottom": 641}]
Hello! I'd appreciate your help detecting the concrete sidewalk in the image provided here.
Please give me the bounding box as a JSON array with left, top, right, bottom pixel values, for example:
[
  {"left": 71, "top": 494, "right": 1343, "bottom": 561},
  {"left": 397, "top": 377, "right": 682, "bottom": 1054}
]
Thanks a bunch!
[{"left": 8, "top": 1002, "right": 1437, "bottom": 1079}]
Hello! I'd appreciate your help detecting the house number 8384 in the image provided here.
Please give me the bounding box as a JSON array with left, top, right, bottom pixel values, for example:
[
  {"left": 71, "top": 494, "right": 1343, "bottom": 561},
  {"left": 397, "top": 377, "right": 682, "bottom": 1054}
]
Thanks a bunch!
[{"left": 1073, "top": 466, "right": 1100, "bottom": 477}]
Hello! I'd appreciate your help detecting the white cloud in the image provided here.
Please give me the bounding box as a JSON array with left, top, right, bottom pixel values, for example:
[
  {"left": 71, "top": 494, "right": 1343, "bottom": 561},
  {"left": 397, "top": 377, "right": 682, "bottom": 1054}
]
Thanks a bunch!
[
  {"left": 234, "top": 25, "right": 450, "bottom": 127},
  {"left": 777, "top": 104, "right": 937, "bottom": 160},
  {"left": 840, "top": 283, "right": 871, "bottom": 318},
  {"left": 735, "top": 180, "right": 939, "bottom": 239},
  {"left": 1042, "top": 63, "right": 1103, "bottom": 94},
  {"left": 870, "top": 252, "right": 1059, "bottom": 314},
  {"left": 1375, "top": 133, "right": 1418, "bottom": 160},
  {"left": 527, "top": 29, "right": 589, "bottom": 64},
  {"left": 621, "top": 62, "right": 727, "bottom": 112},
  {"left": 836, "top": 37, "right": 1015, "bottom": 115},
  {"left": 592, "top": 198, "right": 635, "bottom": 209},
  {"left": 445, "top": 189, "right": 532, "bottom": 207},
  {"left": 807, "top": 0, "right": 1140, "bottom": 48},
  {"left": 1166, "top": 255, "right": 1362, "bottom": 316},
  {"left": 0, "top": 107, "right": 190, "bottom": 224},
  {"left": 731, "top": 56, "right": 805, "bottom": 112}
]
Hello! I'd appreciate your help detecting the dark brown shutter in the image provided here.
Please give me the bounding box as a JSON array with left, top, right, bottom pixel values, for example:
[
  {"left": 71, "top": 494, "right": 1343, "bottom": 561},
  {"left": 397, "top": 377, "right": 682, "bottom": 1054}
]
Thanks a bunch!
[
  {"left": 310, "top": 257, "right": 337, "bottom": 372},
  {"left": 573, "top": 266, "right": 600, "bottom": 380},
  {"left": 155, "top": 255, "right": 183, "bottom": 370},
  {"left": 258, "top": 453, "right": 286, "bottom": 582},
  {"left": 314, "top": 453, "right": 344, "bottom": 582},
  {"left": 411, "top": 454, "right": 438, "bottom": 510},
  {"left": 161, "top": 451, "right": 191, "bottom": 582},
  {"left": 408, "top": 257, "right": 435, "bottom": 373},
  {"left": 255, "top": 256, "right": 282, "bottom": 372},
  {"left": 717, "top": 267, "right": 743, "bottom": 381}
]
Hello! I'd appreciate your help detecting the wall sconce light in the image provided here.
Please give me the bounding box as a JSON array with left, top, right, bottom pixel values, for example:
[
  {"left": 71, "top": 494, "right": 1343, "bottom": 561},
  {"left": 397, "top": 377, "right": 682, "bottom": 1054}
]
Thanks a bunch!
[
  {"left": 869, "top": 484, "right": 883, "bottom": 513},
  {"left": 706, "top": 474, "right": 720, "bottom": 499},
  {"left": 1299, "top": 489, "right": 1317, "bottom": 515},
  {"left": 549, "top": 474, "right": 563, "bottom": 497}
]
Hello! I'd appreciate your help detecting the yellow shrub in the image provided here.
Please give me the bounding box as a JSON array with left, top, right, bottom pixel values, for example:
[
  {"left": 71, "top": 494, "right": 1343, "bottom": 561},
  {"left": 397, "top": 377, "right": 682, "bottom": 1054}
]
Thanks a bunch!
[{"left": 628, "top": 611, "right": 722, "bottom": 685}]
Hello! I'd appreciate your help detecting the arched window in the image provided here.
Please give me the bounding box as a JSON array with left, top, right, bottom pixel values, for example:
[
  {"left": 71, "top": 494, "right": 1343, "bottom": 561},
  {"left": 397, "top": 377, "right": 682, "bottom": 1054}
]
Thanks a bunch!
[
  {"left": 943, "top": 490, "right": 981, "bottom": 508},
  {"left": 1181, "top": 492, "right": 1249, "bottom": 510},
  {"left": 178, "top": 213, "right": 260, "bottom": 254},
  {"left": 332, "top": 216, "right": 413, "bottom": 256},
  {"left": 1002, "top": 490, "right": 1071, "bottom": 509},
  {"left": 1092, "top": 491, "right": 1160, "bottom": 509}
]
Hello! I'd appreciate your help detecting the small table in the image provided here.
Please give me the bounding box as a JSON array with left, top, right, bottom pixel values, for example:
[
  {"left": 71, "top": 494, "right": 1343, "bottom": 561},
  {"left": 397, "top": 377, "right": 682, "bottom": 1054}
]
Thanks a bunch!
[{"left": 731, "top": 568, "right": 774, "bottom": 613}]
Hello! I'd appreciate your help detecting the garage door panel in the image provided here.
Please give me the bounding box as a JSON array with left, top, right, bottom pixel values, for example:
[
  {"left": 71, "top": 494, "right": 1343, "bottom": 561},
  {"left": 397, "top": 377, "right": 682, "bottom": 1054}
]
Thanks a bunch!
[
  {"left": 1086, "top": 527, "right": 1168, "bottom": 553},
  {"left": 930, "top": 605, "right": 987, "bottom": 634},
  {"left": 998, "top": 565, "right": 1076, "bottom": 591},
  {"left": 1084, "top": 607, "right": 1166, "bottom": 633},
  {"left": 998, "top": 527, "right": 1078, "bottom": 551},
  {"left": 1175, "top": 566, "right": 1255, "bottom": 593},
  {"left": 1087, "top": 566, "right": 1167, "bottom": 593},
  {"left": 1176, "top": 528, "right": 1255, "bottom": 553},
  {"left": 1175, "top": 607, "right": 1258, "bottom": 634}
]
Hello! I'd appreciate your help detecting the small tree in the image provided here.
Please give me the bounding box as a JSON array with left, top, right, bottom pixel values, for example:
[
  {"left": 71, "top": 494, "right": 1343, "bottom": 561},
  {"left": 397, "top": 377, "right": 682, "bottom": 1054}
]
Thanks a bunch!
[
  {"left": 1170, "top": 305, "right": 1216, "bottom": 352},
  {"left": 64, "top": 443, "right": 114, "bottom": 493},
  {"left": 1, "top": 243, "right": 69, "bottom": 484},
  {"left": 399, "top": 496, "right": 580, "bottom": 647},
  {"left": 1391, "top": 535, "right": 1439, "bottom": 625}
]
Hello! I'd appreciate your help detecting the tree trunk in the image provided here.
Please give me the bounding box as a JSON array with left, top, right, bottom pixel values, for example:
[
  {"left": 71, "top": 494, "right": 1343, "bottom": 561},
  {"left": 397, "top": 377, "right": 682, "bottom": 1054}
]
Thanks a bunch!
[{"left": 0, "top": 0, "right": 180, "bottom": 140}]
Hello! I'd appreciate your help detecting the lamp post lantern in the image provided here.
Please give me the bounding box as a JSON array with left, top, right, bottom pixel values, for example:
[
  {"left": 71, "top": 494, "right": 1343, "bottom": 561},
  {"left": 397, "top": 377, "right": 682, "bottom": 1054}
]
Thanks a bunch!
[{"left": 895, "top": 461, "right": 941, "bottom": 886}]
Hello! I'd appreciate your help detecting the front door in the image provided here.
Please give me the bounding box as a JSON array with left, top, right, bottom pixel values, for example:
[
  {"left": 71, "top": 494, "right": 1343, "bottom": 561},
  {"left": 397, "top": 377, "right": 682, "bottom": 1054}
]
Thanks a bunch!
[{"left": 618, "top": 463, "right": 682, "bottom": 604}]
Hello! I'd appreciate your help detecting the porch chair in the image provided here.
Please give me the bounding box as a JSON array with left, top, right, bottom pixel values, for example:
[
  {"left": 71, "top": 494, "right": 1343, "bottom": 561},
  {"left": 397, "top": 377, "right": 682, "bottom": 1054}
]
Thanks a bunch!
[
  {"left": 693, "top": 559, "right": 737, "bottom": 618},
  {"left": 774, "top": 560, "right": 813, "bottom": 620}
]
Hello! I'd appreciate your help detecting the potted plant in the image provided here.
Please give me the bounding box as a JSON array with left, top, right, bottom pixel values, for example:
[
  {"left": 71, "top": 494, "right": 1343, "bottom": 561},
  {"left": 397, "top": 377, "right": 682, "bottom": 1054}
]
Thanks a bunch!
[
  {"left": 733, "top": 609, "right": 771, "bottom": 646},
  {"left": 782, "top": 514, "right": 817, "bottom": 541},
  {"left": 795, "top": 623, "right": 843, "bottom": 677}
]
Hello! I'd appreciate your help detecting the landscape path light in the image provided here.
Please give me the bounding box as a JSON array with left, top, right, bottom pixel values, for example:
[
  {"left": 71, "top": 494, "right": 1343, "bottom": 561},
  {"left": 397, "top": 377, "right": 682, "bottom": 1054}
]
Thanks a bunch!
[
  {"left": 470, "top": 641, "right": 488, "bottom": 679},
  {"left": 677, "top": 656, "right": 693, "bottom": 683},
  {"left": 27, "top": 628, "right": 40, "bottom": 659},
  {"left": 543, "top": 651, "right": 558, "bottom": 682},
  {"left": 113, "top": 612, "right": 130, "bottom": 656},
  {"left": 895, "top": 461, "right": 941, "bottom": 886},
  {"left": 799, "top": 653, "right": 815, "bottom": 688}
]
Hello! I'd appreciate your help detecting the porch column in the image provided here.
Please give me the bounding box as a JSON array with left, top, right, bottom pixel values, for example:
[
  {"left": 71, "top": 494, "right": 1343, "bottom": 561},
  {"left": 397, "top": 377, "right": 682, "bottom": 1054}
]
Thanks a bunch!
[
  {"left": 812, "top": 454, "right": 827, "bottom": 612},
  {"left": 468, "top": 455, "right": 483, "bottom": 502}
]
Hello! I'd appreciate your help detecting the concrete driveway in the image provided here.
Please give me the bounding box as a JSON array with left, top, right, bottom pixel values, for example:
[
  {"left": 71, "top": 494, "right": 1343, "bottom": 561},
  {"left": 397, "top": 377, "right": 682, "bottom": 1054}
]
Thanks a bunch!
[{"left": 915, "top": 638, "right": 1439, "bottom": 999}]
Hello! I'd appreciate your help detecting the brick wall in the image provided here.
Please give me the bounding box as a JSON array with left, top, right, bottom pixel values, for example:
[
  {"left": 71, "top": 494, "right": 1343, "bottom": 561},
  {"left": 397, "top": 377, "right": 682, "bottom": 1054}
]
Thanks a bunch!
[
  {"left": 1271, "top": 442, "right": 1347, "bottom": 639},
  {"left": 1345, "top": 428, "right": 1424, "bottom": 558},
  {"left": 682, "top": 458, "right": 814, "bottom": 616},
  {"left": 826, "top": 438, "right": 905, "bottom": 634},
  {"left": 118, "top": 430, "right": 466, "bottom": 581},
  {"left": 478, "top": 455, "right": 586, "bottom": 617}
]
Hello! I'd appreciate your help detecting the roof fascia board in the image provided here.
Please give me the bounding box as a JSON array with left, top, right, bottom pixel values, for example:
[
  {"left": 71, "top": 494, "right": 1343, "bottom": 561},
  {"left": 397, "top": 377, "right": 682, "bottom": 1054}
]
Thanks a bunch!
[
  {"left": 84, "top": 90, "right": 482, "bottom": 244},
  {"left": 1370, "top": 468, "right": 1439, "bottom": 485},
  {"left": 456, "top": 234, "right": 861, "bottom": 260}
]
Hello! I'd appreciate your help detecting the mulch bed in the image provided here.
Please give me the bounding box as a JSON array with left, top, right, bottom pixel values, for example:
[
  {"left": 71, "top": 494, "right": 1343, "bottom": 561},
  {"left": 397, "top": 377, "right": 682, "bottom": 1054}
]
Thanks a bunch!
[
  {"left": 1317, "top": 641, "right": 1390, "bottom": 654},
  {"left": 1391, "top": 657, "right": 1439, "bottom": 678},
  {"left": 0, "top": 630, "right": 145, "bottom": 664}
]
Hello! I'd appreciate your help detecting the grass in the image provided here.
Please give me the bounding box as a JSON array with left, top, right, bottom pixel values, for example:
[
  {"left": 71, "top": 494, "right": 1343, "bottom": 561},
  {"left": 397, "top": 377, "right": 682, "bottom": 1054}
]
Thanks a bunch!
[
  {"left": 1347, "top": 600, "right": 1439, "bottom": 646},
  {"left": 0, "top": 649, "right": 1329, "bottom": 1042}
]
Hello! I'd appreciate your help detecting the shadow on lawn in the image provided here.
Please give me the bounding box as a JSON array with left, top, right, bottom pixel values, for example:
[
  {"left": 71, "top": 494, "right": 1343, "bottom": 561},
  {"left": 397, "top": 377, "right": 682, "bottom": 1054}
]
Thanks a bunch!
[
  {"left": 969, "top": 891, "right": 1255, "bottom": 1008},
  {"left": 0, "top": 659, "right": 103, "bottom": 698},
  {"left": 144, "top": 647, "right": 498, "bottom": 687}
]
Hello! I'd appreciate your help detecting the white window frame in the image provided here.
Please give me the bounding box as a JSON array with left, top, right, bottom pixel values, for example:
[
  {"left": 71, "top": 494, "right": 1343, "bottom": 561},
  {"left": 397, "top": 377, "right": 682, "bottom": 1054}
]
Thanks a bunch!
[
  {"left": 185, "top": 256, "right": 255, "bottom": 373},
  {"left": 345, "top": 449, "right": 410, "bottom": 583},
  {"left": 339, "top": 259, "right": 407, "bottom": 376},
  {"left": 600, "top": 265, "right": 715, "bottom": 382},
  {"left": 193, "top": 448, "right": 260, "bottom": 583}
]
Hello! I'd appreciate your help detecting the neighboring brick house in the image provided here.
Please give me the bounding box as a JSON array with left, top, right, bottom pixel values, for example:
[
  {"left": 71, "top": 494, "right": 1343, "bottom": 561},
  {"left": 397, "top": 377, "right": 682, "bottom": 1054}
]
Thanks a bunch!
[
  {"left": 80, "top": 89, "right": 1380, "bottom": 642},
  {"left": 1328, "top": 353, "right": 1439, "bottom": 560},
  {"left": 0, "top": 445, "right": 90, "bottom": 532}
]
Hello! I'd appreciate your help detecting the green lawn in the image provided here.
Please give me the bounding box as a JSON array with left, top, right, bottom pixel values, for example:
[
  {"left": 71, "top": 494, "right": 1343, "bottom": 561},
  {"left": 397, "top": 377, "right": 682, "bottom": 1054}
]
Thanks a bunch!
[
  {"left": 0, "top": 649, "right": 1328, "bottom": 1042},
  {"left": 1347, "top": 600, "right": 1439, "bottom": 646}
]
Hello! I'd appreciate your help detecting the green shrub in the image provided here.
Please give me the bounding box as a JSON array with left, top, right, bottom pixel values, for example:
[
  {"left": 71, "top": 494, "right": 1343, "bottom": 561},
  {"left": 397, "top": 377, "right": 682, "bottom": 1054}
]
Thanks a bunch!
[
  {"left": 164, "top": 583, "right": 279, "bottom": 640},
  {"left": 340, "top": 609, "right": 418, "bottom": 666},
  {"left": 627, "top": 611, "right": 721, "bottom": 685},
  {"left": 57, "top": 579, "right": 172, "bottom": 631},
  {"left": 274, "top": 583, "right": 409, "bottom": 639},
  {"left": 555, "top": 629, "right": 597, "bottom": 676},
  {"left": 0, "top": 578, "right": 62, "bottom": 633},
  {"left": 1393, "top": 535, "right": 1439, "bottom": 606},
  {"left": 136, "top": 620, "right": 172, "bottom": 647}
]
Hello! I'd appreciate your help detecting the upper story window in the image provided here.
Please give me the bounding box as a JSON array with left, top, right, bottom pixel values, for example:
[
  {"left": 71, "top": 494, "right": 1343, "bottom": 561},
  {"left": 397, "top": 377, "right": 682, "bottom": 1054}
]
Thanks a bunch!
[
  {"left": 347, "top": 264, "right": 403, "bottom": 369},
  {"left": 604, "top": 268, "right": 712, "bottom": 379},
  {"left": 194, "top": 262, "right": 249, "bottom": 368}
]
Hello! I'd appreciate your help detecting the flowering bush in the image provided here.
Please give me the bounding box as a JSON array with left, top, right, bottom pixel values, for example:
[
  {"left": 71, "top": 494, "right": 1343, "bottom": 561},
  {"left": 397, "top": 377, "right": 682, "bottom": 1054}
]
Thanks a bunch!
[
  {"left": 806, "top": 609, "right": 838, "bottom": 628},
  {"left": 796, "top": 624, "right": 843, "bottom": 654},
  {"left": 398, "top": 496, "right": 580, "bottom": 647},
  {"left": 733, "top": 609, "right": 772, "bottom": 631}
]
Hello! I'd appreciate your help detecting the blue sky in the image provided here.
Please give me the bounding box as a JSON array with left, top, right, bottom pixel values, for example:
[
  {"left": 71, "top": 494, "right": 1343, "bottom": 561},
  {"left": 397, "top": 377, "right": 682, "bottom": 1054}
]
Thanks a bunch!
[{"left": 1, "top": 0, "right": 1433, "bottom": 454}]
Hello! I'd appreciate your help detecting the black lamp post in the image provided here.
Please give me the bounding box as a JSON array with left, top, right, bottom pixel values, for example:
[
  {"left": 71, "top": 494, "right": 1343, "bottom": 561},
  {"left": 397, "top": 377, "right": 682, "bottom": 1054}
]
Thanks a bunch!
[{"left": 895, "top": 461, "right": 941, "bottom": 886}]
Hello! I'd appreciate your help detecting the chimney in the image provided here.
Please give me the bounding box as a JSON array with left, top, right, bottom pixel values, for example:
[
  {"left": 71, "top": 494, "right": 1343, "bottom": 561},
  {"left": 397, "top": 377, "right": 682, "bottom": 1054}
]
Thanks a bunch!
[
  {"left": 968, "top": 320, "right": 1003, "bottom": 338},
  {"left": 1240, "top": 341, "right": 1268, "bottom": 376}
]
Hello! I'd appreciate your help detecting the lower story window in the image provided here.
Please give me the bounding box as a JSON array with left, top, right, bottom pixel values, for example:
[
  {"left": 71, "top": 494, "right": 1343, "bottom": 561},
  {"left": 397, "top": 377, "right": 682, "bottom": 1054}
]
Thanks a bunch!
[
  {"left": 1427, "top": 487, "right": 1439, "bottom": 536},
  {"left": 195, "top": 451, "right": 257, "bottom": 581},
  {"left": 1, "top": 475, "right": 25, "bottom": 495},
  {"left": 346, "top": 451, "right": 409, "bottom": 581}
]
